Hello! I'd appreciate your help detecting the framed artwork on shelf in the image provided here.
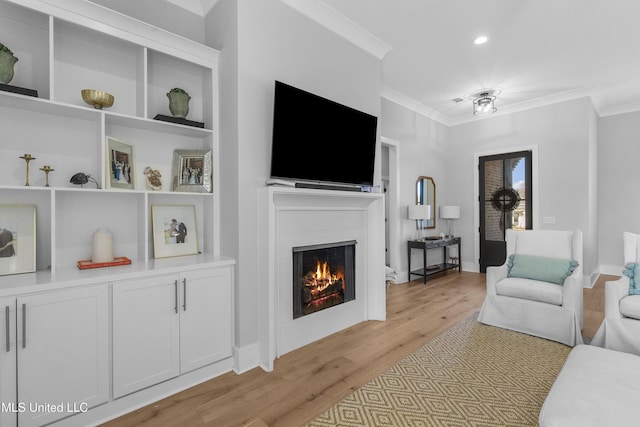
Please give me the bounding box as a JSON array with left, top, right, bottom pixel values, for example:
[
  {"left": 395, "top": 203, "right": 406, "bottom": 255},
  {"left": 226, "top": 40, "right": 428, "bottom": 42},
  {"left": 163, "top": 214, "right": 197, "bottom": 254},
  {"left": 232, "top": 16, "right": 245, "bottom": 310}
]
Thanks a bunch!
[
  {"left": 0, "top": 205, "right": 36, "bottom": 276},
  {"left": 151, "top": 205, "right": 199, "bottom": 259},
  {"left": 107, "top": 137, "right": 135, "bottom": 190},
  {"left": 171, "top": 149, "right": 212, "bottom": 193}
]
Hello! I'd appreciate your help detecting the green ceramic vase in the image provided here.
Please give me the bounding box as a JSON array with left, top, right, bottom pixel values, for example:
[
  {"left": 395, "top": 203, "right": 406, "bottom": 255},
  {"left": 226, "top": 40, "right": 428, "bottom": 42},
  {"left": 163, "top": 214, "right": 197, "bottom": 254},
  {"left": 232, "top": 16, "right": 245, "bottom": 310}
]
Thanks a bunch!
[
  {"left": 0, "top": 51, "right": 18, "bottom": 85},
  {"left": 167, "top": 90, "right": 191, "bottom": 118}
]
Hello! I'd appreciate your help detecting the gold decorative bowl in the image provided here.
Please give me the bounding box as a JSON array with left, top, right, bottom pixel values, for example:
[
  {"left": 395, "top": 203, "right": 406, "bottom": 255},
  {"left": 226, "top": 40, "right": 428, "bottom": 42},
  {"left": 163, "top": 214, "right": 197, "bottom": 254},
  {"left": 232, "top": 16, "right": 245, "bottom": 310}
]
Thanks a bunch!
[{"left": 81, "top": 89, "right": 114, "bottom": 109}]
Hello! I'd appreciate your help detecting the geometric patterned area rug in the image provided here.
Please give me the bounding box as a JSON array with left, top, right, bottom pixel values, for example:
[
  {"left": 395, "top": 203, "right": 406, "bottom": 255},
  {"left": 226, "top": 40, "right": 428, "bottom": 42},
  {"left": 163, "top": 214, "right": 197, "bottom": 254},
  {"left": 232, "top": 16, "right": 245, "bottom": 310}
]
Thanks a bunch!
[{"left": 306, "top": 314, "right": 571, "bottom": 427}]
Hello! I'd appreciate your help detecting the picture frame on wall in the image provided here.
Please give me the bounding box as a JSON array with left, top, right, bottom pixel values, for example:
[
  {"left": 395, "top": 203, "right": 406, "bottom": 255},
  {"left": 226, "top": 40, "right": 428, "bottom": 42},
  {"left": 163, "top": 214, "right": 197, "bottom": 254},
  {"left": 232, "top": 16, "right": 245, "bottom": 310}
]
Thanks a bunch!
[
  {"left": 151, "top": 205, "right": 199, "bottom": 259},
  {"left": 107, "top": 137, "right": 135, "bottom": 190},
  {"left": 0, "top": 205, "right": 36, "bottom": 276},
  {"left": 171, "top": 149, "right": 212, "bottom": 193}
]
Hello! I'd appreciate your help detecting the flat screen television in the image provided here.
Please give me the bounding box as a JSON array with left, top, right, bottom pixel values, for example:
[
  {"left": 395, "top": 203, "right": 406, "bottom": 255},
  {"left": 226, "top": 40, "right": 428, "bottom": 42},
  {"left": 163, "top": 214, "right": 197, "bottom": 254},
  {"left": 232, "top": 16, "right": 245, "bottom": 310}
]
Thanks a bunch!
[{"left": 270, "top": 81, "right": 378, "bottom": 188}]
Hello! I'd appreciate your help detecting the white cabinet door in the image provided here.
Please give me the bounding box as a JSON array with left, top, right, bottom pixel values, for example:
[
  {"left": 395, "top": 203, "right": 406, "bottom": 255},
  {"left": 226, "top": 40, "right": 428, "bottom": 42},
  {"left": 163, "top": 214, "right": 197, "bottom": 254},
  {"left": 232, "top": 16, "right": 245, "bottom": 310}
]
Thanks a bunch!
[
  {"left": 17, "top": 286, "right": 109, "bottom": 427},
  {"left": 0, "top": 298, "right": 17, "bottom": 427},
  {"left": 113, "top": 275, "right": 181, "bottom": 398},
  {"left": 180, "top": 267, "right": 233, "bottom": 373}
]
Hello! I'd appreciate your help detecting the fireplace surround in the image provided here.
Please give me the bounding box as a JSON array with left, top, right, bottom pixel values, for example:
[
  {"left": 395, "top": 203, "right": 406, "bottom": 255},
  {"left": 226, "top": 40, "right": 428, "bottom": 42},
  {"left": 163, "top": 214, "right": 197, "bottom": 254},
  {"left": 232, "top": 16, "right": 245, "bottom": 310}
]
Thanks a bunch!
[{"left": 258, "top": 187, "right": 386, "bottom": 371}]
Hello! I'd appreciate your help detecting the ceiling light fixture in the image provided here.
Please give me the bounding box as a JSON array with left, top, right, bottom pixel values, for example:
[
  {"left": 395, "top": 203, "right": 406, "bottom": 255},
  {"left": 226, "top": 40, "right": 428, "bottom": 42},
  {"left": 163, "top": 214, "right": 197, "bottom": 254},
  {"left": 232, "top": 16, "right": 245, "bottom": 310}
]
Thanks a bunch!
[
  {"left": 473, "top": 35, "right": 488, "bottom": 45},
  {"left": 467, "top": 88, "right": 502, "bottom": 116},
  {"left": 473, "top": 93, "right": 496, "bottom": 115}
]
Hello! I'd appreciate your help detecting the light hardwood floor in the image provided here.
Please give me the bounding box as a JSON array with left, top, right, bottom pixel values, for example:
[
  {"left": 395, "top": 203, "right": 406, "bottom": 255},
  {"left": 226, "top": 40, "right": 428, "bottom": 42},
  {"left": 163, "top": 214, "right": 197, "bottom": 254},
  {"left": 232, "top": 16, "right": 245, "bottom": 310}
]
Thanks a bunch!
[{"left": 101, "top": 271, "right": 611, "bottom": 427}]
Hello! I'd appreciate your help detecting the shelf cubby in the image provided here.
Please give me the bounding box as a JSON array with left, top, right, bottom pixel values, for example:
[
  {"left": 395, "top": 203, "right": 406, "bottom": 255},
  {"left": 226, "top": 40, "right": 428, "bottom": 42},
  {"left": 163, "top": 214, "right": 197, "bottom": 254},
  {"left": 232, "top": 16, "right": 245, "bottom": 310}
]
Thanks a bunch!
[
  {"left": 147, "top": 50, "right": 211, "bottom": 128},
  {"left": 0, "top": 1, "right": 49, "bottom": 98},
  {"left": 52, "top": 19, "right": 142, "bottom": 116},
  {"left": 54, "top": 190, "right": 143, "bottom": 271}
]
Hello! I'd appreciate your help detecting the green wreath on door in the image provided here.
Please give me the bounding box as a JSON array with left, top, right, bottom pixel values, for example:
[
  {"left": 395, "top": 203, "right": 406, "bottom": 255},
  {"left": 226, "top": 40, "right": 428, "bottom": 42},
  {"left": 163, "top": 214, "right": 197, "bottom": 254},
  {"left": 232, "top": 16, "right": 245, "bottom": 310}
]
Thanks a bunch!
[{"left": 490, "top": 187, "right": 521, "bottom": 212}]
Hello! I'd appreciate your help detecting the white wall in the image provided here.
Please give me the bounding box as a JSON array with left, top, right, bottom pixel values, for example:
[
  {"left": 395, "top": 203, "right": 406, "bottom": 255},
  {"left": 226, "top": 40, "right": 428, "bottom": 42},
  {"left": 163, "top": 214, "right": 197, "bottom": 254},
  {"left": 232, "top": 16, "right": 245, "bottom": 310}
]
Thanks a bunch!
[
  {"left": 598, "top": 110, "right": 640, "bottom": 272},
  {"left": 208, "top": 0, "right": 383, "bottom": 356},
  {"left": 447, "top": 97, "right": 598, "bottom": 277},
  {"left": 380, "top": 98, "right": 449, "bottom": 278}
]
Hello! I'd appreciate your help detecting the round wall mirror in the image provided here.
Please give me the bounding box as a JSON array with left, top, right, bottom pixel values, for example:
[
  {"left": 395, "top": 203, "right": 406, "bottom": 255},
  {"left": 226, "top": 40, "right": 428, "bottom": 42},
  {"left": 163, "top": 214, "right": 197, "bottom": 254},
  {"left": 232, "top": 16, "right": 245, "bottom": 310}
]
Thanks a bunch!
[{"left": 416, "top": 176, "right": 436, "bottom": 229}]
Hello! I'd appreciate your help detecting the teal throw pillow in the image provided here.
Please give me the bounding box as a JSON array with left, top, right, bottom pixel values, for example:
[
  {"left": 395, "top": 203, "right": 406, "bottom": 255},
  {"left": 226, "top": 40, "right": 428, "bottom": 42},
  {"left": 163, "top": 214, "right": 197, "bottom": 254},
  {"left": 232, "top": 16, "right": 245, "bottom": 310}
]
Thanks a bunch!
[
  {"left": 623, "top": 263, "right": 640, "bottom": 295},
  {"left": 507, "top": 254, "right": 579, "bottom": 285}
]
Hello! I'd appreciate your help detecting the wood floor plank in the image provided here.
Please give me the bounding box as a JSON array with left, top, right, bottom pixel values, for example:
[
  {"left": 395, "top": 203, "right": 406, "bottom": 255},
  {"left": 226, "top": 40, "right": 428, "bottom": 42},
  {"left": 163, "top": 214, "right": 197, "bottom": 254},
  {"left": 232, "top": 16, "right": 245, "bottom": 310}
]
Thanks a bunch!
[{"left": 101, "top": 270, "right": 605, "bottom": 427}]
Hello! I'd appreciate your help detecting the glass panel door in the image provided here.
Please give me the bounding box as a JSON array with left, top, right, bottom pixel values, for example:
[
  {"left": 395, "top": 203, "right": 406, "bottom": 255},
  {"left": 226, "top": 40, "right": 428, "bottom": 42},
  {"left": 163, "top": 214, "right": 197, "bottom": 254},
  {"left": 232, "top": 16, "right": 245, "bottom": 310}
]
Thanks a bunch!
[{"left": 479, "top": 151, "right": 532, "bottom": 272}]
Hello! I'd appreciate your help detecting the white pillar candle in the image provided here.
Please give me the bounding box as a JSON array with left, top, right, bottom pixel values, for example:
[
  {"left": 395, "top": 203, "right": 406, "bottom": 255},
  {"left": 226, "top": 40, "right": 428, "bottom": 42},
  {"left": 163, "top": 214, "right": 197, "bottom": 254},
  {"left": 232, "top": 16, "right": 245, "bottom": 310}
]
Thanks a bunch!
[{"left": 92, "top": 228, "right": 114, "bottom": 263}]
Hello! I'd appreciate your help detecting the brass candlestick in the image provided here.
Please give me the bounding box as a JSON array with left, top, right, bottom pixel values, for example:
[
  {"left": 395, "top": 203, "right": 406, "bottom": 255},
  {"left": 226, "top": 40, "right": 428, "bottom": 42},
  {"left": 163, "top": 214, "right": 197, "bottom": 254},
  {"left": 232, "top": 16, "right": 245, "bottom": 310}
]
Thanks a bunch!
[
  {"left": 19, "top": 154, "right": 35, "bottom": 186},
  {"left": 40, "top": 165, "right": 54, "bottom": 187}
]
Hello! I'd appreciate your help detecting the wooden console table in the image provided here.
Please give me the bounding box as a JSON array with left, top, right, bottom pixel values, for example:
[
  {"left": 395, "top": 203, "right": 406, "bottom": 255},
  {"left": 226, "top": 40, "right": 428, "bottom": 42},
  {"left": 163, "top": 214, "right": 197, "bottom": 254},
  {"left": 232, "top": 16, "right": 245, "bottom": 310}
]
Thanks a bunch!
[{"left": 408, "top": 237, "right": 461, "bottom": 284}]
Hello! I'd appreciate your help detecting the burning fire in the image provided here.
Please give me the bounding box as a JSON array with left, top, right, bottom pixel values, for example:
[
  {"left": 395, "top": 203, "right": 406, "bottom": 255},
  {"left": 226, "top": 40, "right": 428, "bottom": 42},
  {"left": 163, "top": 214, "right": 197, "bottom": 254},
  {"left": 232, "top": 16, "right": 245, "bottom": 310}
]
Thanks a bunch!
[
  {"left": 305, "top": 259, "right": 344, "bottom": 295},
  {"left": 312, "top": 260, "right": 340, "bottom": 291}
]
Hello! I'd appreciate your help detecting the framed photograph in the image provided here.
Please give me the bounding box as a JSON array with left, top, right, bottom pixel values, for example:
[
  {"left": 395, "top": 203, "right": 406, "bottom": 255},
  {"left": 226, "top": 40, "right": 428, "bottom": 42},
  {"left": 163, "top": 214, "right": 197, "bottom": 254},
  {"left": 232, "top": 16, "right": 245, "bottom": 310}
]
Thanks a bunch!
[
  {"left": 172, "top": 149, "right": 212, "bottom": 193},
  {"left": 0, "top": 205, "right": 36, "bottom": 275},
  {"left": 151, "top": 205, "right": 199, "bottom": 258},
  {"left": 107, "top": 137, "right": 135, "bottom": 190}
]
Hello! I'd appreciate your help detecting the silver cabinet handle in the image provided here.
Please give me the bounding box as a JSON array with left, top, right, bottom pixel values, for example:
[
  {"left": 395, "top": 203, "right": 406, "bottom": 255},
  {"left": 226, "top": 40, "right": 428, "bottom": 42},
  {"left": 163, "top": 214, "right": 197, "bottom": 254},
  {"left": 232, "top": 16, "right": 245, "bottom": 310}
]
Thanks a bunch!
[
  {"left": 182, "top": 278, "right": 187, "bottom": 311},
  {"left": 22, "top": 303, "right": 26, "bottom": 349},
  {"left": 174, "top": 280, "right": 178, "bottom": 314},
  {"left": 5, "top": 305, "right": 9, "bottom": 353}
]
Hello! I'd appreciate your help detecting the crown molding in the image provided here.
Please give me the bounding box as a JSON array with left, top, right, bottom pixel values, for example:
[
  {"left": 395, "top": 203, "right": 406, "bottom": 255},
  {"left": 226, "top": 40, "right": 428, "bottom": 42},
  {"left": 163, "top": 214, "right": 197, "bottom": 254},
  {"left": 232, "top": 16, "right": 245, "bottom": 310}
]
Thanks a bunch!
[
  {"left": 381, "top": 86, "right": 452, "bottom": 126},
  {"left": 279, "top": 0, "right": 392, "bottom": 60},
  {"left": 165, "top": 0, "right": 219, "bottom": 16},
  {"left": 599, "top": 101, "right": 640, "bottom": 117}
]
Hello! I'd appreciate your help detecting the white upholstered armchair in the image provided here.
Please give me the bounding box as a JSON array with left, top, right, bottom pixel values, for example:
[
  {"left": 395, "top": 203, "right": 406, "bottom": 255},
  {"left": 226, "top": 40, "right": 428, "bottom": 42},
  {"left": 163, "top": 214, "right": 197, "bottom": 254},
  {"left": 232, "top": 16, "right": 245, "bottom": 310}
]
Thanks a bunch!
[
  {"left": 591, "top": 232, "right": 640, "bottom": 355},
  {"left": 478, "top": 229, "right": 584, "bottom": 346}
]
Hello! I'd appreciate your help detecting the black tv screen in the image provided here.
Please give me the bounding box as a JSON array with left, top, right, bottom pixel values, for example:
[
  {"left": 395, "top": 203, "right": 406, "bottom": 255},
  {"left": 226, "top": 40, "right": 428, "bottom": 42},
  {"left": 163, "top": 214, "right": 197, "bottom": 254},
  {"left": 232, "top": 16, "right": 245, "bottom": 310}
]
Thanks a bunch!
[{"left": 270, "top": 81, "right": 378, "bottom": 187}]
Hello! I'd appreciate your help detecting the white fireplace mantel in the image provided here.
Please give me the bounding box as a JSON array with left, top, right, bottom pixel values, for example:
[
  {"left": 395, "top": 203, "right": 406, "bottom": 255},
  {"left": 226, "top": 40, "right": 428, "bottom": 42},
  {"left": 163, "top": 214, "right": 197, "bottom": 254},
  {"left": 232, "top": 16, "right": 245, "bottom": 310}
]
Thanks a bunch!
[{"left": 257, "top": 186, "right": 386, "bottom": 371}]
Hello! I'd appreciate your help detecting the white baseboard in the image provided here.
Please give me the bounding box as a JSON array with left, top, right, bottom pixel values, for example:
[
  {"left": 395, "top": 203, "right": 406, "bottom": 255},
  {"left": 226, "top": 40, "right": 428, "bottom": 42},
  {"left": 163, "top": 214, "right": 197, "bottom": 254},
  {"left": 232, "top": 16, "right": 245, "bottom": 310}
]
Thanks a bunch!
[
  {"left": 598, "top": 264, "right": 624, "bottom": 276},
  {"left": 233, "top": 342, "right": 261, "bottom": 374}
]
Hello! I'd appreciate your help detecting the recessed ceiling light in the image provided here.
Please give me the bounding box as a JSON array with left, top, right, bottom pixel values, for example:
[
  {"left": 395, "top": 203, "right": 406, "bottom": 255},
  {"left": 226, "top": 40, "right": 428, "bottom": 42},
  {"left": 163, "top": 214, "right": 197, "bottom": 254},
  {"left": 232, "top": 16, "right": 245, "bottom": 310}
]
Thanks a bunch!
[{"left": 474, "top": 35, "right": 488, "bottom": 45}]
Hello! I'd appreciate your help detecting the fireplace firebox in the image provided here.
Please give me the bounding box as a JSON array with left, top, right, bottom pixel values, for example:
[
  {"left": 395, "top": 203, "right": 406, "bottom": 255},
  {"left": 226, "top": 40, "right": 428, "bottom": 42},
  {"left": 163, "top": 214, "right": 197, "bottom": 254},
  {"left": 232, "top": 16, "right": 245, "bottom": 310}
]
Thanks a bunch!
[{"left": 292, "top": 240, "right": 356, "bottom": 319}]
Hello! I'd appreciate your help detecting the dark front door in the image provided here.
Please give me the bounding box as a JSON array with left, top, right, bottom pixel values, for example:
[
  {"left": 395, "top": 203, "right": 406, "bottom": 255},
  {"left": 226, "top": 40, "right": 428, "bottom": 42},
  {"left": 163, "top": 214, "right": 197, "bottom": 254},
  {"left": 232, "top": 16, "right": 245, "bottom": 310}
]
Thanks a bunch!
[{"left": 479, "top": 151, "right": 532, "bottom": 272}]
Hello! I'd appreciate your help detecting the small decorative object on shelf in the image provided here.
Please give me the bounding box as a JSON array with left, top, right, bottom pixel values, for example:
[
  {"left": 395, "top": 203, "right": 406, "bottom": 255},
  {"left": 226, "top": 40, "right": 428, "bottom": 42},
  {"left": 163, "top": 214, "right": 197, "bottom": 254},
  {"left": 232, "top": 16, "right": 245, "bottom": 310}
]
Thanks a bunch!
[
  {"left": 167, "top": 87, "right": 191, "bottom": 118},
  {"left": 0, "top": 205, "right": 36, "bottom": 275},
  {"left": 107, "top": 137, "right": 135, "bottom": 190},
  {"left": 39, "top": 165, "right": 54, "bottom": 187},
  {"left": 0, "top": 42, "right": 18, "bottom": 85},
  {"left": 172, "top": 149, "right": 212, "bottom": 193},
  {"left": 153, "top": 114, "right": 204, "bottom": 128},
  {"left": 151, "top": 204, "right": 199, "bottom": 259},
  {"left": 77, "top": 256, "right": 131, "bottom": 270},
  {"left": 19, "top": 153, "right": 35, "bottom": 186},
  {"left": 81, "top": 89, "right": 114, "bottom": 109},
  {"left": 92, "top": 228, "right": 114, "bottom": 263},
  {"left": 70, "top": 172, "right": 100, "bottom": 188},
  {"left": 143, "top": 166, "right": 162, "bottom": 191}
]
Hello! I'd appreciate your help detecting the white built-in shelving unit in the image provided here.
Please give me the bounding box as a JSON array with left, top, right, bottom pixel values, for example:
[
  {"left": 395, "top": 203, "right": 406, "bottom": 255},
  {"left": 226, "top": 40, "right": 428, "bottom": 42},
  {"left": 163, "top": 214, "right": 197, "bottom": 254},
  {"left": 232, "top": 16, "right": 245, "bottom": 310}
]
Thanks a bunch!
[
  {"left": 0, "top": 2, "right": 234, "bottom": 426},
  {"left": 0, "top": 0, "right": 227, "bottom": 286}
]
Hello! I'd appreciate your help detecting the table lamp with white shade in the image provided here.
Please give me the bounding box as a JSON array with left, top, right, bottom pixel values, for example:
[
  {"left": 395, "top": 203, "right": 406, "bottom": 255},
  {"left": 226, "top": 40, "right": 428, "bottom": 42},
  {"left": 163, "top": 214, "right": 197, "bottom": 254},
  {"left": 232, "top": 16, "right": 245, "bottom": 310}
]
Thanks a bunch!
[
  {"left": 440, "top": 205, "right": 460, "bottom": 238},
  {"left": 408, "top": 204, "right": 432, "bottom": 240}
]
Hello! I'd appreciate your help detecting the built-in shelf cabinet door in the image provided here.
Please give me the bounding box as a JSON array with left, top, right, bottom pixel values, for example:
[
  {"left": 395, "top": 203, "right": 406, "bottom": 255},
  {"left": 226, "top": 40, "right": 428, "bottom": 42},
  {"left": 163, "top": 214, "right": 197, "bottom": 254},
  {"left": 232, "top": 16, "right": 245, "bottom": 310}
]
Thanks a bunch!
[
  {"left": 16, "top": 285, "right": 109, "bottom": 427},
  {"left": 180, "top": 266, "right": 233, "bottom": 373},
  {"left": 0, "top": 297, "right": 17, "bottom": 427},
  {"left": 112, "top": 275, "right": 181, "bottom": 398}
]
